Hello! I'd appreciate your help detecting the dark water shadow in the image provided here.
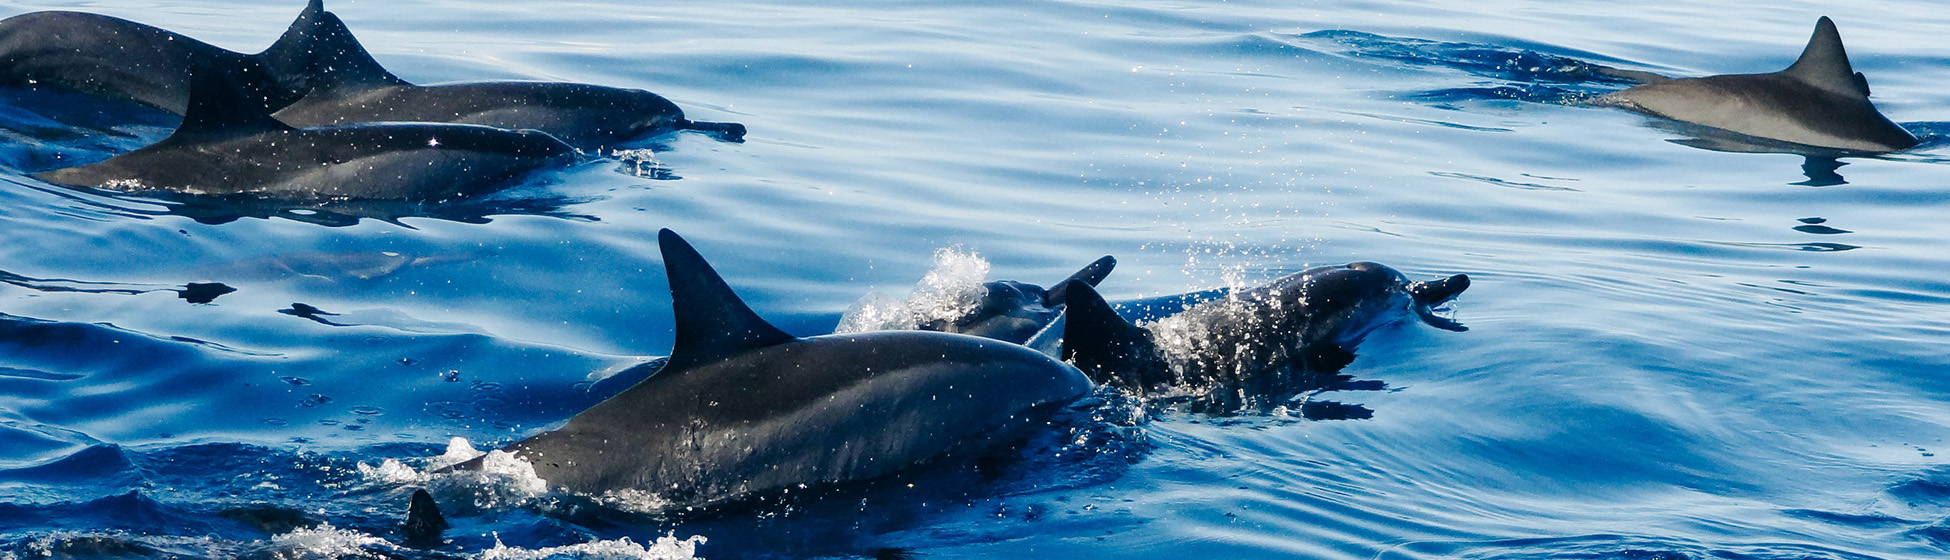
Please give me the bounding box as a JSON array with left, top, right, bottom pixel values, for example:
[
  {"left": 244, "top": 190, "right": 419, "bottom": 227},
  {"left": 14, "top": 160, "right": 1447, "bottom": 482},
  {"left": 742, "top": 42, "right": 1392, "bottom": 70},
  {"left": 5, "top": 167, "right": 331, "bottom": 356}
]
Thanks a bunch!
[{"left": 0, "top": 269, "right": 234, "bottom": 304}]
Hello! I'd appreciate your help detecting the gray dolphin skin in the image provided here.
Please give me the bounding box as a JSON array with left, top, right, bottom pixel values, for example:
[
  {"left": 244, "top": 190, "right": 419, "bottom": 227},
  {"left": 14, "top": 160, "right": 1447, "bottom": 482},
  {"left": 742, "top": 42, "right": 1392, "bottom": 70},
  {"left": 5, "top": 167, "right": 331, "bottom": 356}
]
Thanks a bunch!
[
  {"left": 33, "top": 66, "right": 575, "bottom": 200},
  {"left": 1597, "top": 17, "right": 1917, "bottom": 154},
  {"left": 1062, "top": 262, "right": 1468, "bottom": 404},
  {"left": 0, "top": 0, "right": 330, "bottom": 114},
  {"left": 269, "top": 6, "right": 746, "bottom": 149},
  {"left": 921, "top": 255, "right": 1116, "bottom": 344},
  {"left": 456, "top": 230, "right": 1092, "bottom": 507}
]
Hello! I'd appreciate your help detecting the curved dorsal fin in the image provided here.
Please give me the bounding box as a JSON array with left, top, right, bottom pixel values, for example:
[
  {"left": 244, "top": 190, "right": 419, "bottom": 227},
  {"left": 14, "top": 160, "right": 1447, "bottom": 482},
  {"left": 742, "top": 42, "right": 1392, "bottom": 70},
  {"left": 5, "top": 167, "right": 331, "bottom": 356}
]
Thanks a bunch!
[
  {"left": 304, "top": 11, "right": 411, "bottom": 96},
  {"left": 1043, "top": 255, "right": 1116, "bottom": 308},
  {"left": 253, "top": 0, "right": 328, "bottom": 103},
  {"left": 1059, "top": 280, "right": 1168, "bottom": 390},
  {"left": 1782, "top": 16, "right": 1870, "bottom": 98},
  {"left": 657, "top": 229, "right": 796, "bottom": 373},
  {"left": 402, "top": 489, "right": 447, "bottom": 545},
  {"left": 166, "top": 64, "right": 295, "bottom": 144}
]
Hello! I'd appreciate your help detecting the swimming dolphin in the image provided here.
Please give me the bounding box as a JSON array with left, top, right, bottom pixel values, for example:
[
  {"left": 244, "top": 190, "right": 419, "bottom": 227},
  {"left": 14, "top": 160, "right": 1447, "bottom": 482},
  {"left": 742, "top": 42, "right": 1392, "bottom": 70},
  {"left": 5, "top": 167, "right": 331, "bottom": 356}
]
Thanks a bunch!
[
  {"left": 0, "top": 1, "right": 330, "bottom": 114},
  {"left": 1596, "top": 17, "right": 1917, "bottom": 154},
  {"left": 451, "top": 230, "right": 1092, "bottom": 508},
  {"left": 1062, "top": 262, "right": 1468, "bottom": 409},
  {"left": 915, "top": 255, "right": 1116, "bottom": 344},
  {"left": 268, "top": 6, "right": 745, "bottom": 149},
  {"left": 32, "top": 65, "right": 576, "bottom": 200}
]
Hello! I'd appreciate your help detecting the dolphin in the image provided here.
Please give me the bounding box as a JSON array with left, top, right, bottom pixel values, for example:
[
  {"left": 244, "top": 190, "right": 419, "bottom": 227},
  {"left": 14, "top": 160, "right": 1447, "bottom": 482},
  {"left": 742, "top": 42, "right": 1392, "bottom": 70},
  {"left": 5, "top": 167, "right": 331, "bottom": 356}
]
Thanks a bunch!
[
  {"left": 451, "top": 230, "right": 1092, "bottom": 508},
  {"left": 1062, "top": 262, "right": 1468, "bottom": 409},
  {"left": 33, "top": 64, "right": 576, "bottom": 201},
  {"left": 914, "top": 255, "right": 1116, "bottom": 344},
  {"left": 0, "top": 1, "right": 330, "bottom": 114},
  {"left": 268, "top": 6, "right": 745, "bottom": 149},
  {"left": 1596, "top": 17, "right": 1917, "bottom": 154}
]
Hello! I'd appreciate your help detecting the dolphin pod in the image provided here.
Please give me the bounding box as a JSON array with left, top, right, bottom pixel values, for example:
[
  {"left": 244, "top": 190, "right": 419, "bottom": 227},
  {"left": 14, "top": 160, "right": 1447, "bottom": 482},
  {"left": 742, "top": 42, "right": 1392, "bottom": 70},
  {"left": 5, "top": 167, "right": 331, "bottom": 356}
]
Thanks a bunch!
[
  {"left": 5, "top": 0, "right": 744, "bottom": 200},
  {"left": 1597, "top": 17, "right": 1918, "bottom": 154},
  {"left": 1061, "top": 262, "right": 1469, "bottom": 410},
  {"left": 0, "top": 0, "right": 743, "bottom": 148},
  {"left": 450, "top": 230, "right": 1093, "bottom": 507}
]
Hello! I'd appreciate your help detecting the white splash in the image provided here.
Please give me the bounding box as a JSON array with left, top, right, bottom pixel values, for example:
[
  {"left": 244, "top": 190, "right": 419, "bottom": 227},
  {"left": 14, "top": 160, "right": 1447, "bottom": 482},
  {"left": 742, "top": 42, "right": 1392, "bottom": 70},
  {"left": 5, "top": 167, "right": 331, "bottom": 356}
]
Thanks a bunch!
[
  {"left": 597, "top": 488, "right": 676, "bottom": 515},
  {"left": 269, "top": 523, "right": 395, "bottom": 559},
  {"left": 835, "top": 246, "right": 991, "bottom": 333},
  {"left": 355, "top": 437, "right": 486, "bottom": 486},
  {"left": 612, "top": 148, "right": 666, "bottom": 178},
  {"left": 430, "top": 436, "right": 489, "bottom": 470},
  {"left": 356, "top": 437, "right": 548, "bottom": 510},
  {"left": 479, "top": 534, "right": 707, "bottom": 560}
]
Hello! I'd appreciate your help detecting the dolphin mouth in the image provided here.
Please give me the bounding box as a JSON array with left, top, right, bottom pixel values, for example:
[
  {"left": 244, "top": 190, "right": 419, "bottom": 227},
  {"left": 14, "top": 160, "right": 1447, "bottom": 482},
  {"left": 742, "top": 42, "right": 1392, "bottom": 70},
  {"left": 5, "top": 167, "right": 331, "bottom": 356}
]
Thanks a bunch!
[{"left": 1408, "top": 274, "right": 1469, "bottom": 332}]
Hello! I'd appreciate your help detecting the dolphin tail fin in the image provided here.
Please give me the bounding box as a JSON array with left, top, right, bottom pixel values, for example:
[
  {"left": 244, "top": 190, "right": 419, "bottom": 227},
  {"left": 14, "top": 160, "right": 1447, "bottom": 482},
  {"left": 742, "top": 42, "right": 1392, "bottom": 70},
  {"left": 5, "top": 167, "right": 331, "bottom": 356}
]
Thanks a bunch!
[
  {"left": 1783, "top": 16, "right": 1869, "bottom": 98},
  {"left": 402, "top": 489, "right": 448, "bottom": 546},
  {"left": 168, "top": 64, "right": 297, "bottom": 144},
  {"left": 677, "top": 120, "right": 748, "bottom": 142},
  {"left": 1059, "top": 280, "right": 1171, "bottom": 391},
  {"left": 301, "top": 11, "right": 410, "bottom": 97},
  {"left": 1407, "top": 274, "right": 1469, "bottom": 332},
  {"left": 252, "top": 0, "right": 329, "bottom": 108},
  {"left": 658, "top": 230, "right": 797, "bottom": 373},
  {"left": 1043, "top": 255, "right": 1116, "bottom": 308}
]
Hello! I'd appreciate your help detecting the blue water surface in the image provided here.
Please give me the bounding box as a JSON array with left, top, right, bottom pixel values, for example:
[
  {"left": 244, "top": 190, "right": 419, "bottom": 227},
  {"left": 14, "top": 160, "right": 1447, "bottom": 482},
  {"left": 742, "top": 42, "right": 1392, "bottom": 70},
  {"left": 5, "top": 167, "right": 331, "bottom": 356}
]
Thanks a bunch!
[{"left": 1, "top": 0, "right": 1948, "bottom": 558}]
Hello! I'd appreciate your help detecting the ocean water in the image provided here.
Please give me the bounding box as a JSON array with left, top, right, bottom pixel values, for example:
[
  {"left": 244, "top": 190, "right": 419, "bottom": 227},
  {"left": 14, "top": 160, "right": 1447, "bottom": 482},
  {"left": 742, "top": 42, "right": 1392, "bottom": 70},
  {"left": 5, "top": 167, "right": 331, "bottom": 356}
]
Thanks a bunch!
[{"left": 1, "top": 0, "right": 1948, "bottom": 558}]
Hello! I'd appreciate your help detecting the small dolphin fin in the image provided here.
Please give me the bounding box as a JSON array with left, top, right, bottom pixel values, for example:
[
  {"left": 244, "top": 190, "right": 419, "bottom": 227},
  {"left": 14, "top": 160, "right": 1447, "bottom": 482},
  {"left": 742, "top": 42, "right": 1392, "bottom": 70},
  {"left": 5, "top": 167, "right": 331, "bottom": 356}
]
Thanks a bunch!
[
  {"left": 402, "top": 489, "right": 447, "bottom": 546},
  {"left": 304, "top": 11, "right": 410, "bottom": 96},
  {"left": 1060, "top": 280, "right": 1169, "bottom": 390},
  {"left": 168, "top": 65, "right": 296, "bottom": 143},
  {"left": 1782, "top": 16, "right": 1869, "bottom": 98},
  {"left": 1043, "top": 255, "right": 1116, "bottom": 307},
  {"left": 254, "top": 0, "right": 328, "bottom": 102},
  {"left": 658, "top": 229, "right": 796, "bottom": 372}
]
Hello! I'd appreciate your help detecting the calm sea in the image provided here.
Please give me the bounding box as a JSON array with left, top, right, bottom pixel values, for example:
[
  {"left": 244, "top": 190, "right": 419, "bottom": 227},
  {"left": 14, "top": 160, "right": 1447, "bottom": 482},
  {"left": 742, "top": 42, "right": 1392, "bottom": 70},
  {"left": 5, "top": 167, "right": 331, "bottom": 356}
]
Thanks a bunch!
[{"left": 1, "top": 0, "right": 1946, "bottom": 558}]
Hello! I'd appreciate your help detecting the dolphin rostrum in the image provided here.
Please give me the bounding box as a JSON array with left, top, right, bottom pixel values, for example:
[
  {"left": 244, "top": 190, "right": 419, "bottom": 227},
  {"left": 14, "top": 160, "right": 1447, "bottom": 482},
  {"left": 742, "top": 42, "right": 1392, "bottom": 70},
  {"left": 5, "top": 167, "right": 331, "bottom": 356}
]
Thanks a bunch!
[
  {"left": 1062, "top": 262, "right": 1468, "bottom": 411},
  {"left": 452, "top": 230, "right": 1092, "bottom": 508},
  {"left": 33, "top": 65, "right": 575, "bottom": 201},
  {"left": 0, "top": 1, "right": 332, "bottom": 114},
  {"left": 268, "top": 5, "right": 745, "bottom": 149},
  {"left": 1596, "top": 17, "right": 1917, "bottom": 154}
]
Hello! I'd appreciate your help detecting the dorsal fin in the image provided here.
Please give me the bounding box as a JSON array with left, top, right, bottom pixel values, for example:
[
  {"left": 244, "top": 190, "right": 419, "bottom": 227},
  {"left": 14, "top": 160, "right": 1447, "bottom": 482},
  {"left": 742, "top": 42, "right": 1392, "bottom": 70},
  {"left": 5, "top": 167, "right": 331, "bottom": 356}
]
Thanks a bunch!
[
  {"left": 253, "top": 0, "right": 328, "bottom": 105},
  {"left": 166, "top": 64, "right": 296, "bottom": 144},
  {"left": 1059, "top": 280, "right": 1169, "bottom": 390},
  {"left": 303, "top": 11, "right": 411, "bottom": 96},
  {"left": 402, "top": 489, "right": 447, "bottom": 546},
  {"left": 657, "top": 229, "right": 796, "bottom": 373},
  {"left": 1043, "top": 255, "right": 1116, "bottom": 308},
  {"left": 1782, "top": 16, "right": 1870, "bottom": 98}
]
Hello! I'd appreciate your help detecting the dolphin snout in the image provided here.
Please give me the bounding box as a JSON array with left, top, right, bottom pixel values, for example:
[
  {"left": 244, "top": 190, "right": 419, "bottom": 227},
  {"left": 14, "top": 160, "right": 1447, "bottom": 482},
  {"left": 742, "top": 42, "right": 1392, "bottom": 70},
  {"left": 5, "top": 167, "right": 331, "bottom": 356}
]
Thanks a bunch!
[
  {"left": 1409, "top": 274, "right": 1469, "bottom": 306},
  {"left": 1408, "top": 274, "right": 1469, "bottom": 332}
]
